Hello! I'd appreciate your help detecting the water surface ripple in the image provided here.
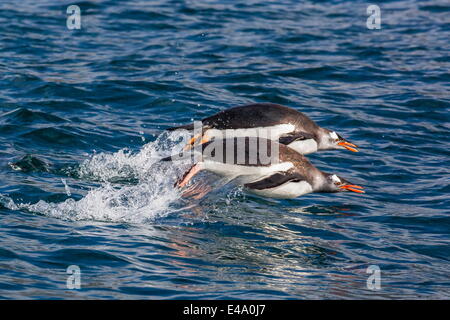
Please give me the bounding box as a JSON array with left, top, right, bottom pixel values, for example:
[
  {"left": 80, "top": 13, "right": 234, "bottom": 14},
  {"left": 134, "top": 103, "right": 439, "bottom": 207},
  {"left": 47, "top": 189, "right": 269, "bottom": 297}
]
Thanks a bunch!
[{"left": 0, "top": 0, "right": 449, "bottom": 299}]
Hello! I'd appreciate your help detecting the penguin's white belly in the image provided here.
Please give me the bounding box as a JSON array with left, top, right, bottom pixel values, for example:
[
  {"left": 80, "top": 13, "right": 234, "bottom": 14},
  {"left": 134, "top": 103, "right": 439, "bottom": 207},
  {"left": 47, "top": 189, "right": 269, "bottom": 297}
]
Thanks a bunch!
[
  {"left": 205, "top": 124, "right": 295, "bottom": 140},
  {"left": 287, "top": 139, "right": 318, "bottom": 155},
  {"left": 246, "top": 181, "right": 313, "bottom": 199},
  {"left": 201, "top": 161, "right": 294, "bottom": 180}
]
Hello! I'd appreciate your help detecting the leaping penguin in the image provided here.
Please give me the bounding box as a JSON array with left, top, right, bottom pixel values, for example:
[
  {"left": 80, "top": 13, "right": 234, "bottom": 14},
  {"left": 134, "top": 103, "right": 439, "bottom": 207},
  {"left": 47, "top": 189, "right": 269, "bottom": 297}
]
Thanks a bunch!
[
  {"left": 162, "top": 137, "right": 364, "bottom": 199},
  {"left": 167, "top": 103, "right": 359, "bottom": 155}
]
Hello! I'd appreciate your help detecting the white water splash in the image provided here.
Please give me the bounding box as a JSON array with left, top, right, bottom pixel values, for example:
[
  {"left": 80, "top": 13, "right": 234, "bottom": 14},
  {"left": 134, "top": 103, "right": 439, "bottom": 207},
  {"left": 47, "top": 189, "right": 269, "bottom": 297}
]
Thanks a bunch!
[
  {"left": 1, "top": 131, "right": 195, "bottom": 223},
  {"left": 61, "top": 178, "right": 71, "bottom": 196},
  {"left": 77, "top": 131, "right": 188, "bottom": 183}
]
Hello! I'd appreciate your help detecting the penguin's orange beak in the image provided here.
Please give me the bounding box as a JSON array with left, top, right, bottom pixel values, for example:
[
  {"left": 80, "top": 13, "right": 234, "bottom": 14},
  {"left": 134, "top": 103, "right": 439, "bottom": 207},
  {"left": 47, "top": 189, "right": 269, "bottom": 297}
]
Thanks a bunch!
[
  {"left": 183, "top": 135, "right": 198, "bottom": 151},
  {"left": 340, "top": 184, "right": 365, "bottom": 193},
  {"left": 338, "top": 141, "right": 359, "bottom": 152},
  {"left": 183, "top": 134, "right": 210, "bottom": 151}
]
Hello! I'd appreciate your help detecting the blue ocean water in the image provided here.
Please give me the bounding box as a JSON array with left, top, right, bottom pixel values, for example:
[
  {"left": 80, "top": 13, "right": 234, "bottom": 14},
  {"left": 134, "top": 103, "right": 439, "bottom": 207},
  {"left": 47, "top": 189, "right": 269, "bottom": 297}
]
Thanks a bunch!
[{"left": 0, "top": 0, "right": 449, "bottom": 299}]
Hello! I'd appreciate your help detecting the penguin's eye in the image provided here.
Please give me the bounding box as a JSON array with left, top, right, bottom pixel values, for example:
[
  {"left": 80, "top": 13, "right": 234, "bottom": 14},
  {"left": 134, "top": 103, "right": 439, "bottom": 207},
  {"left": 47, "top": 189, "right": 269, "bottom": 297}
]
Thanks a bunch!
[{"left": 334, "top": 181, "right": 341, "bottom": 186}]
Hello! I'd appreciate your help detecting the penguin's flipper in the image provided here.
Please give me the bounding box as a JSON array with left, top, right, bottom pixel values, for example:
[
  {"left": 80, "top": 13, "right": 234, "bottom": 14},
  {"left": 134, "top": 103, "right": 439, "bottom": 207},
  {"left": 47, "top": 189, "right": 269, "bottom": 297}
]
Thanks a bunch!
[
  {"left": 244, "top": 172, "right": 305, "bottom": 190},
  {"left": 279, "top": 132, "right": 315, "bottom": 145}
]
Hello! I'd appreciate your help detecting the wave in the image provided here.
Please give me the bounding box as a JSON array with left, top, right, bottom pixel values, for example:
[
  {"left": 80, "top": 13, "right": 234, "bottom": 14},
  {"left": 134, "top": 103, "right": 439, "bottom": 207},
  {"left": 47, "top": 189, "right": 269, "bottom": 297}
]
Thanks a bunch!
[{"left": 1, "top": 130, "right": 199, "bottom": 223}]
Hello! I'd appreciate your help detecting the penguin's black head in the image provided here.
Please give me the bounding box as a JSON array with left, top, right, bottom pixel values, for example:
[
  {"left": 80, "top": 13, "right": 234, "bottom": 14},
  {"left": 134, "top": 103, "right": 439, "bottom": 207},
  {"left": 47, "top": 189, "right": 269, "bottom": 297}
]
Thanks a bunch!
[{"left": 323, "top": 174, "right": 365, "bottom": 193}]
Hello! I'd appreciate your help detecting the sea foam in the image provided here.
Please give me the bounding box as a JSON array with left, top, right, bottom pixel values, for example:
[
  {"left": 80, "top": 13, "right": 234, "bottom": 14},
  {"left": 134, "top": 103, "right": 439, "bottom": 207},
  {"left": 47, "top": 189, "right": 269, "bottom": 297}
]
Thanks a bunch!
[{"left": 1, "top": 131, "right": 197, "bottom": 223}]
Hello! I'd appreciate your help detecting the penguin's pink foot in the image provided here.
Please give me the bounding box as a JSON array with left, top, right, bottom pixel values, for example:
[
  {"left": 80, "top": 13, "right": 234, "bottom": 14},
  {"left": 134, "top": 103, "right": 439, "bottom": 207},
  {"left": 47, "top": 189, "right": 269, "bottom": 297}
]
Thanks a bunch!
[
  {"left": 182, "top": 181, "right": 212, "bottom": 199},
  {"left": 176, "top": 163, "right": 202, "bottom": 188}
]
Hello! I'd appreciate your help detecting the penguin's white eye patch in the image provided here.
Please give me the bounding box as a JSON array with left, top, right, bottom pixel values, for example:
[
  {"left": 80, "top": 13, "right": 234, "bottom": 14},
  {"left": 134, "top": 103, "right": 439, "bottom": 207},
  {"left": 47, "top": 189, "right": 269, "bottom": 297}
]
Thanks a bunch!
[
  {"left": 330, "top": 131, "right": 338, "bottom": 140},
  {"left": 331, "top": 174, "right": 341, "bottom": 183}
]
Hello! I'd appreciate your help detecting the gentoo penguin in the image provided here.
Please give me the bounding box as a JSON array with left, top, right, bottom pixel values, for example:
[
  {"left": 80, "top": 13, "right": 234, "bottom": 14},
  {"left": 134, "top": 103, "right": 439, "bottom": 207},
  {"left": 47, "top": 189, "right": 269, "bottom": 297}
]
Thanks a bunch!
[
  {"left": 167, "top": 103, "right": 359, "bottom": 155},
  {"left": 162, "top": 137, "right": 364, "bottom": 199}
]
